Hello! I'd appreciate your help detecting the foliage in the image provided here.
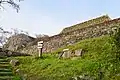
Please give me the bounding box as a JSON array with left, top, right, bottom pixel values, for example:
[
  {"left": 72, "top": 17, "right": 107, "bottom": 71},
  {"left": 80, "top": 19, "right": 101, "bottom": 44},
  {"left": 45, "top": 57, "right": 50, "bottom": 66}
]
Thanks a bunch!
[
  {"left": 11, "top": 35, "right": 120, "bottom": 80},
  {"left": 0, "top": 27, "right": 29, "bottom": 47},
  {"left": 35, "top": 34, "right": 49, "bottom": 39},
  {"left": 111, "top": 26, "right": 120, "bottom": 61},
  {"left": 0, "top": 0, "right": 23, "bottom": 46},
  {"left": 0, "top": 27, "right": 11, "bottom": 46},
  {"left": 11, "top": 28, "right": 29, "bottom": 36},
  {"left": 31, "top": 34, "right": 50, "bottom": 45},
  {"left": 112, "top": 27, "right": 120, "bottom": 47}
]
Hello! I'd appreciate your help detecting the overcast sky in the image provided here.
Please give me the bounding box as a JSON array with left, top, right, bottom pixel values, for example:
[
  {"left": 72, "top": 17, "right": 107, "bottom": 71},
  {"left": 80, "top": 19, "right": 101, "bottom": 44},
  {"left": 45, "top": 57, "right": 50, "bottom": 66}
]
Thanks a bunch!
[{"left": 0, "top": 0, "right": 120, "bottom": 36}]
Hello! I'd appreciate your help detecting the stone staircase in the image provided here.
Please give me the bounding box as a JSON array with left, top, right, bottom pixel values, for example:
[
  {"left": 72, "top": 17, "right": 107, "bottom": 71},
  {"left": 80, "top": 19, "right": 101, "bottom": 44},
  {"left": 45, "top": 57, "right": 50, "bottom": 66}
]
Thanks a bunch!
[{"left": 0, "top": 56, "right": 17, "bottom": 80}]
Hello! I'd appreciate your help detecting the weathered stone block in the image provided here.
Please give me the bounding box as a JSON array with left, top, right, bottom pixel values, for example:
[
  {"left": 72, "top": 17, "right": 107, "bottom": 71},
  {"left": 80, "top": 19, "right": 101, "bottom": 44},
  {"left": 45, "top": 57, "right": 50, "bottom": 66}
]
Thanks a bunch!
[
  {"left": 58, "top": 49, "right": 72, "bottom": 59},
  {"left": 74, "top": 49, "right": 84, "bottom": 56},
  {"left": 62, "top": 50, "right": 72, "bottom": 58}
]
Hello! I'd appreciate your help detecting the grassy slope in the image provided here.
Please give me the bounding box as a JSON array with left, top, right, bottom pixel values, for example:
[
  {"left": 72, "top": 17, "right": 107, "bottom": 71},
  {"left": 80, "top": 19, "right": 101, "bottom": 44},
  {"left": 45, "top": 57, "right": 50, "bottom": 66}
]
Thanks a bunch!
[{"left": 13, "top": 35, "right": 120, "bottom": 80}]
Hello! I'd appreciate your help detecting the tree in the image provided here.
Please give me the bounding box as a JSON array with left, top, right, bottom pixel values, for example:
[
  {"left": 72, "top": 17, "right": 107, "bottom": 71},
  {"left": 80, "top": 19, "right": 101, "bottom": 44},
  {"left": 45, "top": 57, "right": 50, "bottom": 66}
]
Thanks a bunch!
[
  {"left": 35, "top": 34, "right": 49, "bottom": 39},
  {"left": 0, "top": 27, "right": 29, "bottom": 46},
  {"left": 0, "top": 27, "right": 11, "bottom": 46},
  {"left": 0, "top": 0, "right": 23, "bottom": 12},
  {"left": 35, "top": 34, "right": 49, "bottom": 42},
  {"left": 11, "top": 28, "right": 29, "bottom": 35},
  {"left": 0, "top": 0, "right": 23, "bottom": 46}
]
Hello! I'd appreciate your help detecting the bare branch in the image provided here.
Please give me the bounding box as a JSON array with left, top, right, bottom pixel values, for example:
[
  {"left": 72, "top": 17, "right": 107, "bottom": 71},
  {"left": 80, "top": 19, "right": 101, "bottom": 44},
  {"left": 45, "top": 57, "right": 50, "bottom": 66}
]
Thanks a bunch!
[{"left": 0, "top": 0, "right": 23, "bottom": 12}]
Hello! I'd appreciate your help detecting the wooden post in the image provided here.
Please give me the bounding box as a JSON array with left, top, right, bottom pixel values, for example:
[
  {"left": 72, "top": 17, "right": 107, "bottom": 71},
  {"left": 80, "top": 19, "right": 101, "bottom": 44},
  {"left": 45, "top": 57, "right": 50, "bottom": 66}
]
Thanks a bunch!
[
  {"left": 37, "top": 41, "right": 43, "bottom": 58},
  {"left": 38, "top": 48, "right": 43, "bottom": 58}
]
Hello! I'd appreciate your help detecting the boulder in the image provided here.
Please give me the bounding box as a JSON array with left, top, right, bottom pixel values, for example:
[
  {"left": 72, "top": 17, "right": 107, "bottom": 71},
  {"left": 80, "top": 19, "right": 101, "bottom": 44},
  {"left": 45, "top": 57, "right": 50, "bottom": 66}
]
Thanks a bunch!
[
  {"left": 58, "top": 49, "right": 85, "bottom": 59},
  {"left": 10, "top": 59, "right": 20, "bottom": 66},
  {"left": 7, "top": 51, "right": 13, "bottom": 56},
  {"left": 3, "top": 34, "right": 35, "bottom": 51},
  {"left": 0, "top": 52, "right": 6, "bottom": 56}
]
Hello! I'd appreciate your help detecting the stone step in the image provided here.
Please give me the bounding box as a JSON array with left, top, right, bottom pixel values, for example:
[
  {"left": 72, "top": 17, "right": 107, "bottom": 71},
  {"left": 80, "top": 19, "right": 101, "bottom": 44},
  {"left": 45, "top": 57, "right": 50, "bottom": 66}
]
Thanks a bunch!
[
  {"left": 0, "top": 76, "right": 14, "bottom": 80},
  {"left": 0, "top": 68, "right": 12, "bottom": 72},
  {"left": 0, "top": 59, "right": 9, "bottom": 62},
  {"left": 0, "top": 56, "right": 7, "bottom": 59},
  {"left": 0, "top": 62, "right": 9, "bottom": 64},
  {"left": 0, "top": 72, "right": 13, "bottom": 76},
  {"left": 0, "top": 56, "right": 20, "bottom": 80},
  {"left": 0, "top": 65, "right": 11, "bottom": 69}
]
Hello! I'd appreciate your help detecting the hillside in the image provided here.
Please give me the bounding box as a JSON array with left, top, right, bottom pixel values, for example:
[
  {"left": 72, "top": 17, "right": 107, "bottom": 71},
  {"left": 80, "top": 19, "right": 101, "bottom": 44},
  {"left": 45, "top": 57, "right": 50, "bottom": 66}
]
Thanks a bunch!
[
  {"left": 11, "top": 35, "right": 120, "bottom": 80},
  {"left": 3, "top": 15, "right": 120, "bottom": 80}
]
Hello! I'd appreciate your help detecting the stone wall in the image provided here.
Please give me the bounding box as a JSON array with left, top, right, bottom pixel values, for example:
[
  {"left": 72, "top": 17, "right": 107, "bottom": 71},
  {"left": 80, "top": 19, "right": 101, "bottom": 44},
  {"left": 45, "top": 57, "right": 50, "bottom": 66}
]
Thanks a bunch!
[
  {"left": 43, "top": 18, "right": 120, "bottom": 52},
  {"left": 61, "top": 15, "right": 111, "bottom": 34},
  {"left": 20, "top": 18, "right": 120, "bottom": 55},
  {"left": 0, "top": 48, "right": 30, "bottom": 56}
]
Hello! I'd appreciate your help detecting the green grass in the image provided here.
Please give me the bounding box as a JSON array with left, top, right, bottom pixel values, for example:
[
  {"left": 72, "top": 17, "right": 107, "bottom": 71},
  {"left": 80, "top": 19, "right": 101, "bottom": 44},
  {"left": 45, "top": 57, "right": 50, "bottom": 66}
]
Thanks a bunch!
[{"left": 12, "top": 35, "right": 120, "bottom": 80}]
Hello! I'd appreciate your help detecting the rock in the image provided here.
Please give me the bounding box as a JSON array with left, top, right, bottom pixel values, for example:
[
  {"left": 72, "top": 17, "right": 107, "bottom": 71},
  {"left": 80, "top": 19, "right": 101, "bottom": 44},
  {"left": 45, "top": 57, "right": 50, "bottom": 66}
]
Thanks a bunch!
[
  {"left": 58, "top": 49, "right": 84, "bottom": 59},
  {"left": 62, "top": 49, "right": 72, "bottom": 58},
  {"left": 0, "top": 52, "right": 6, "bottom": 56},
  {"left": 7, "top": 51, "right": 13, "bottom": 56},
  {"left": 16, "top": 69, "right": 20, "bottom": 73},
  {"left": 74, "top": 49, "right": 84, "bottom": 57},
  {"left": 3, "top": 34, "right": 35, "bottom": 51},
  {"left": 10, "top": 59, "right": 20, "bottom": 66},
  {"left": 58, "top": 52, "right": 64, "bottom": 59},
  {"left": 58, "top": 49, "right": 72, "bottom": 59}
]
